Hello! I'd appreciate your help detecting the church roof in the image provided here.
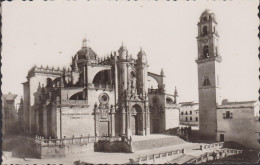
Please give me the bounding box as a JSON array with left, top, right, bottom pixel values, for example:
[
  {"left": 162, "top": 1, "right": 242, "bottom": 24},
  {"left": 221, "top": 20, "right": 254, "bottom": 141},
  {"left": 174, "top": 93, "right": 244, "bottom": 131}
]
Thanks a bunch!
[
  {"left": 180, "top": 101, "right": 198, "bottom": 106},
  {"left": 218, "top": 100, "right": 258, "bottom": 109}
]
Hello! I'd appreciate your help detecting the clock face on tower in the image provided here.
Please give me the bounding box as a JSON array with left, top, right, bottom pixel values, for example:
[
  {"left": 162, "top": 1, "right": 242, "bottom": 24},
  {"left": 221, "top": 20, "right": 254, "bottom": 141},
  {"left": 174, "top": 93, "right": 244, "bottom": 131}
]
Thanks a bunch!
[{"left": 202, "top": 39, "right": 208, "bottom": 45}]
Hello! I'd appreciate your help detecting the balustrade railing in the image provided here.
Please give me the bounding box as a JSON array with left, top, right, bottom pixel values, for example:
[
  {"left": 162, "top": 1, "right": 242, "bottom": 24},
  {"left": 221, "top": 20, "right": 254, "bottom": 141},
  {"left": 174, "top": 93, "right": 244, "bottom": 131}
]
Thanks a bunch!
[
  {"left": 135, "top": 148, "right": 184, "bottom": 164},
  {"left": 200, "top": 142, "right": 224, "bottom": 150},
  {"left": 91, "top": 84, "right": 115, "bottom": 90},
  {"left": 186, "top": 148, "right": 243, "bottom": 164},
  {"left": 26, "top": 135, "right": 122, "bottom": 147}
]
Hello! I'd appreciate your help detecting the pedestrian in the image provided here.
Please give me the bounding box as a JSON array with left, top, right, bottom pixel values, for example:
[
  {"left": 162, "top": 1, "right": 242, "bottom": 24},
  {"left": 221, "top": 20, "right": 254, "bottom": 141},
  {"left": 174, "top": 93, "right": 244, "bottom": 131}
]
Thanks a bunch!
[{"left": 212, "top": 151, "right": 216, "bottom": 160}]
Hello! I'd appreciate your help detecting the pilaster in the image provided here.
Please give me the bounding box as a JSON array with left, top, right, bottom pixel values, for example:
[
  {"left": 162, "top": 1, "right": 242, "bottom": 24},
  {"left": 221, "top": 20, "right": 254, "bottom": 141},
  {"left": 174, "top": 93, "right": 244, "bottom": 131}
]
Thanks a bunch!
[{"left": 43, "top": 106, "right": 48, "bottom": 138}]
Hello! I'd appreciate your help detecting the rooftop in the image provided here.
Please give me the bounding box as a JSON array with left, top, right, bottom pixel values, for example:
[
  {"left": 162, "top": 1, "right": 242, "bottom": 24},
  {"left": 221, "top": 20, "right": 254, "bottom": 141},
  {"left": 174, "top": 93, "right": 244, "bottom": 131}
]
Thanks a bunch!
[
  {"left": 218, "top": 100, "right": 258, "bottom": 109},
  {"left": 180, "top": 101, "right": 199, "bottom": 106},
  {"left": 2, "top": 92, "right": 18, "bottom": 101}
]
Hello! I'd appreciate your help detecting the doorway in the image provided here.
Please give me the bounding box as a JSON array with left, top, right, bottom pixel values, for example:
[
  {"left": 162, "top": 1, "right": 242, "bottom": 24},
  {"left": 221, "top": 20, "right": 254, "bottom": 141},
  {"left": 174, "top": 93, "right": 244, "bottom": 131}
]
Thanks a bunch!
[
  {"left": 153, "top": 119, "right": 160, "bottom": 133},
  {"left": 130, "top": 104, "right": 143, "bottom": 135},
  {"left": 131, "top": 115, "right": 139, "bottom": 135},
  {"left": 220, "top": 134, "right": 224, "bottom": 142}
]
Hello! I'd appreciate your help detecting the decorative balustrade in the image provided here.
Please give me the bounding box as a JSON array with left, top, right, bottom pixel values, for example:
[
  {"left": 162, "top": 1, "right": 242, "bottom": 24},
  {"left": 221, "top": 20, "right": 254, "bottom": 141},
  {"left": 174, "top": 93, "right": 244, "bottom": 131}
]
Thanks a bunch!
[
  {"left": 61, "top": 99, "right": 88, "bottom": 106},
  {"left": 135, "top": 148, "right": 184, "bottom": 164},
  {"left": 186, "top": 148, "right": 243, "bottom": 164},
  {"left": 148, "top": 88, "right": 164, "bottom": 94},
  {"left": 90, "top": 84, "right": 115, "bottom": 91},
  {"left": 27, "top": 135, "right": 123, "bottom": 147},
  {"left": 200, "top": 142, "right": 224, "bottom": 151}
]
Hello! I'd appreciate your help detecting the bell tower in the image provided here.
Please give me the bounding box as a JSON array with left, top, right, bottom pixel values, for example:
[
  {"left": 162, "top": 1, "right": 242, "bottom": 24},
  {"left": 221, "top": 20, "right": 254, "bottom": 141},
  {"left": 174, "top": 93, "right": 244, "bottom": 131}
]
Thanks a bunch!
[{"left": 196, "top": 9, "right": 222, "bottom": 140}]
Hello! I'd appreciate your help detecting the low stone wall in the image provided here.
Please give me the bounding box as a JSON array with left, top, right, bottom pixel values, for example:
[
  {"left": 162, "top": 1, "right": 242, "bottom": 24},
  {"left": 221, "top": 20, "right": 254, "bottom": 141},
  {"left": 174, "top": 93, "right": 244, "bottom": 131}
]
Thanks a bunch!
[
  {"left": 94, "top": 136, "right": 133, "bottom": 153},
  {"left": 25, "top": 135, "right": 124, "bottom": 158},
  {"left": 94, "top": 140, "right": 132, "bottom": 153},
  {"left": 25, "top": 136, "right": 98, "bottom": 158}
]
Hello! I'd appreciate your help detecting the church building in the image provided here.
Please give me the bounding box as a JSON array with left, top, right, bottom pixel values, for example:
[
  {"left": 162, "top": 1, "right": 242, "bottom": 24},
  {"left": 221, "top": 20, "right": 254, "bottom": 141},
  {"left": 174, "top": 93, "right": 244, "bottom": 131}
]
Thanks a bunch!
[{"left": 21, "top": 40, "right": 179, "bottom": 139}]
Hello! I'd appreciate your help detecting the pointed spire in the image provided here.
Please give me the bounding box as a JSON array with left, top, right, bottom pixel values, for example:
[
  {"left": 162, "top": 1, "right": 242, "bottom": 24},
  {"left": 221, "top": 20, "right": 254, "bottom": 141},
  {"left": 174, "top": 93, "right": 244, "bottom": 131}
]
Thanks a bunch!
[
  {"left": 160, "top": 68, "right": 164, "bottom": 76},
  {"left": 74, "top": 62, "right": 78, "bottom": 71},
  {"left": 173, "top": 86, "right": 179, "bottom": 104},
  {"left": 20, "top": 96, "right": 24, "bottom": 104},
  {"left": 82, "top": 37, "right": 87, "bottom": 48},
  {"left": 174, "top": 86, "right": 178, "bottom": 97}
]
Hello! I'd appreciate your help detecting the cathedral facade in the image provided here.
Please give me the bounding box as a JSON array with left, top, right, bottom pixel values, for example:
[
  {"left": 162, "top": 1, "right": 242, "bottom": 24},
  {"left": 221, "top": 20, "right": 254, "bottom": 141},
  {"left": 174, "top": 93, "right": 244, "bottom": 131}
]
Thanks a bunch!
[{"left": 21, "top": 40, "right": 179, "bottom": 139}]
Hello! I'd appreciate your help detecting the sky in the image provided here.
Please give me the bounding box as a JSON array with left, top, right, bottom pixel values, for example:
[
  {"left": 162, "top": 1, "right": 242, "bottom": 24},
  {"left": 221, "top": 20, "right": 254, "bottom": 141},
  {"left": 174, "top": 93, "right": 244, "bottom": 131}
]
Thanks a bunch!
[{"left": 1, "top": 0, "right": 259, "bottom": 103}]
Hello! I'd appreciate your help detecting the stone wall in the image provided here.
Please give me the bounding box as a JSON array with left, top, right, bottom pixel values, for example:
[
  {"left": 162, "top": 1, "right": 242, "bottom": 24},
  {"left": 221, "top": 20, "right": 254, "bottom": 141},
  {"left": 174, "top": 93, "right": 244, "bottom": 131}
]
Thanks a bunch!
[
  {"left": 58, "top": 106, "right": 95, "bottom": 138},
  {"left": 165, "top": 108, "right": 179, "bottom": 130},
  {"left": 94, "top": 140, "right": 131, "bottom": 153}
]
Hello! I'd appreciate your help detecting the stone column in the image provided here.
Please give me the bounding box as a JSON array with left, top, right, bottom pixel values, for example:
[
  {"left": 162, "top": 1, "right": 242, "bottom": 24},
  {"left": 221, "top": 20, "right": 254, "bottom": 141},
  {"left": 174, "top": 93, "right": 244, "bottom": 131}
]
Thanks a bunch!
[
  {"left": 43, "top": 106, "right": 48, "bottom": 138},
  {"left": 94, "top": 103, "right": 99, "bottom": 137},
  {"left": 36, "top": 109, "right": 39, "bottom": 135},
  {"left": 142, "top": 111, "right": 145, "bottom": 136},
  {"left": 146, "top": 107, "right": 150, "bottom": 135},
  {"left": 121, "top": 107, "right": 126, "bottom": 135},
  {"left": 110, "top": 106, "right": 115, "bottom": 136}
]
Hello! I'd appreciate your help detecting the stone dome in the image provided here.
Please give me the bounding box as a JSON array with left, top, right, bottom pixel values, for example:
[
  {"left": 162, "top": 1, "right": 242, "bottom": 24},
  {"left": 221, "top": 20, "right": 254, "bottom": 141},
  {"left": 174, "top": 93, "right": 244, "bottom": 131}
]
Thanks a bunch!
[
  {"left": 200, "top": 9, "right": 216, "bottom": 23},
  {"left": 76, "top": 46, "right": 97, "bottom": 60},
  {"left": 201, "top": 9, "right": 213, "bottom": 17}
]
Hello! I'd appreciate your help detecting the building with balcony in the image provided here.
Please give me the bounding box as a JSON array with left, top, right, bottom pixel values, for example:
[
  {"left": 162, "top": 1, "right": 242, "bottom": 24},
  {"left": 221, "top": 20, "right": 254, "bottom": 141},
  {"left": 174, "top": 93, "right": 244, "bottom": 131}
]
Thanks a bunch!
[
  {"left": 21, "top": 40, "right": 180, "bottom": 140},
  {"left": 216, "top": 100, "right": 260, "bottom": 149},
  {"left": 179, "top": 102, "right": 199, "bottom": 126}
]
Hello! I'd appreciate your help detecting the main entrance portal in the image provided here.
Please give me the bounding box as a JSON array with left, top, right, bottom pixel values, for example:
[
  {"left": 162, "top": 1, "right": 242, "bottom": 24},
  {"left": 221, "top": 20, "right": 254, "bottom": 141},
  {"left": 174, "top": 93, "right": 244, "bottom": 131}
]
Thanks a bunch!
[
  {"left": 130, "top": 104, "right": 142, "bottom": 135},
  {"left": 130, "top": 115, "right": 138, "bottom": 135}
]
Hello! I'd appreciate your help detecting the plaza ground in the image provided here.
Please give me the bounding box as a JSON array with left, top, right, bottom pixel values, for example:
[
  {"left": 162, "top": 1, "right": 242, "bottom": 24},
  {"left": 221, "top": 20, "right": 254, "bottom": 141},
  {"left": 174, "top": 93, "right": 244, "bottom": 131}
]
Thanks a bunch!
[{"left": 2, "top": 133, "right": 259, "bottom": 164}]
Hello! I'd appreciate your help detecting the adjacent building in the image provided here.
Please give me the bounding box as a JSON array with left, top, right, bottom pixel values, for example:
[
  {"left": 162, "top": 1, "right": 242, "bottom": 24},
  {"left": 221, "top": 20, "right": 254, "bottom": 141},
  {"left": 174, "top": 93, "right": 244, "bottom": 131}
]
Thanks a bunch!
[
  {"left": 2, "top": 92, "right": 18, "bottom": 135},
  {"left": 217, "top": 100, "right": 260, "bottom": 150},
  {"left": 179, "top": 102, "right": 199, "bottom": 126}
]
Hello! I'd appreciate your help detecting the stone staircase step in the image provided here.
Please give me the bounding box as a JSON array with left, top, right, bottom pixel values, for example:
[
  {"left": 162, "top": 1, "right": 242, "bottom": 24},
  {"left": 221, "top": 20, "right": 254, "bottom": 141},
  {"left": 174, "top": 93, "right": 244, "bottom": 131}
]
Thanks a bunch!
[{"left": 133, "top": 136, "right": 186, "bottom": 151}]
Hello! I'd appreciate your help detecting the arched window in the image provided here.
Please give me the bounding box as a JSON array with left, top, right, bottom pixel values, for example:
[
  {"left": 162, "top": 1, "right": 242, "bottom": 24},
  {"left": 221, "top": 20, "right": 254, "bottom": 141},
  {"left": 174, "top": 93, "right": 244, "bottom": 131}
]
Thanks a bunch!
[
  {"left": 69, "top": 91, "right": 84, "bottom": 100},
  {"left": 203, "top": 26, "right": 208, "bottom": 35},
  {"left": 203, "top": 76, "right": 211, "bottom": 86},
  {"left": 203, "top": 46, "right": 209, "bottom": 58}
]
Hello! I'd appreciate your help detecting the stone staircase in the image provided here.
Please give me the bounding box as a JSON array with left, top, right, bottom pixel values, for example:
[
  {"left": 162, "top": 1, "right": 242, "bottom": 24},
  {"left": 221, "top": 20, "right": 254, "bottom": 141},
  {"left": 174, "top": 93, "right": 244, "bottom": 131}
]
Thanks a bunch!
[{"left": 132, "top": 135, "right": 186, "bottom": 151}]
